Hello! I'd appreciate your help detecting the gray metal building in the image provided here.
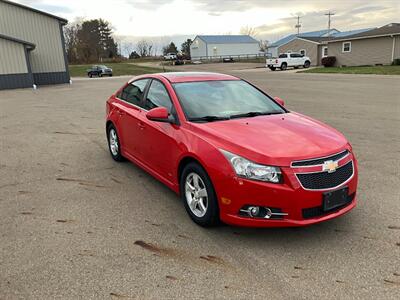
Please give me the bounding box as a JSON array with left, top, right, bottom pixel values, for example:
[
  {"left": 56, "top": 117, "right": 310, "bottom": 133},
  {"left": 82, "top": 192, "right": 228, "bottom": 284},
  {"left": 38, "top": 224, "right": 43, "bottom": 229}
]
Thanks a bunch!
[{"left": 0, "top": 0, "right": 69, "bottom": 90}]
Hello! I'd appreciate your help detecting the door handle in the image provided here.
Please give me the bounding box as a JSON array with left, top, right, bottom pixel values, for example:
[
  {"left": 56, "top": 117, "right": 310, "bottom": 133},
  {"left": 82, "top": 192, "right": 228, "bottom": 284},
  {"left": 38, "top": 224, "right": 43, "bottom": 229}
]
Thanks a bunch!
[{"left": 138, "top": 122, "right": 145, "bottom": 130}]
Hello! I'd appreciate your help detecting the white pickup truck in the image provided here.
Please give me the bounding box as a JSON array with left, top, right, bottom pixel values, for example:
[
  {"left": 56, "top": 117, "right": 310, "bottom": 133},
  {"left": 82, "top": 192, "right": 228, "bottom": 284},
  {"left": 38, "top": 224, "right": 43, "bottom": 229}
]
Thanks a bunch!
[{"left": 266, "top": 53, "right": 311, "bottom": 71}]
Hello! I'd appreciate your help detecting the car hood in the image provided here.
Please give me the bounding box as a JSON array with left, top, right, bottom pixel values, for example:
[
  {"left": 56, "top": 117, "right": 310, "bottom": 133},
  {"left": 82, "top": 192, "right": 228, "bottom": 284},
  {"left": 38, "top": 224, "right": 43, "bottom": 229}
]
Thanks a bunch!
[{"left": 189, "top": 112, "right": 349, "bottom": 167}]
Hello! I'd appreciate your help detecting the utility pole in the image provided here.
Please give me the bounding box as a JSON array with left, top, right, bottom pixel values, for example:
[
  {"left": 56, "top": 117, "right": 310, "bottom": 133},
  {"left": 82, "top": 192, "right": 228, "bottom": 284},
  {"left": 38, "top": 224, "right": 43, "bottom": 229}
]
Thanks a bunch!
[
  {"left": 325, "top": 11, "right": 335, "bottom": 37},
  {"left": 295, "top": 15, "right": 301, "bottom": 36}
]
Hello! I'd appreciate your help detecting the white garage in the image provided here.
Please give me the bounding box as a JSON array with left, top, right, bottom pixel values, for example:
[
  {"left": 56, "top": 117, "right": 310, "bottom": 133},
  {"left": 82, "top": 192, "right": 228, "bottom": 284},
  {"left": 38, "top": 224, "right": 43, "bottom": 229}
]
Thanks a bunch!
[{"left": 190, "top": 35, "right": 260, "bottom": 60}]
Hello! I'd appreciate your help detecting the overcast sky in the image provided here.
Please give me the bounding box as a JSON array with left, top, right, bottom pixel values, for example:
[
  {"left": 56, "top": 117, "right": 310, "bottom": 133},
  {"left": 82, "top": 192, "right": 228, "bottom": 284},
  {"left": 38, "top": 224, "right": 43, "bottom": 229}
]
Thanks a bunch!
[{"left": 15, "top": 0, "right": 399, "bottom": 45}]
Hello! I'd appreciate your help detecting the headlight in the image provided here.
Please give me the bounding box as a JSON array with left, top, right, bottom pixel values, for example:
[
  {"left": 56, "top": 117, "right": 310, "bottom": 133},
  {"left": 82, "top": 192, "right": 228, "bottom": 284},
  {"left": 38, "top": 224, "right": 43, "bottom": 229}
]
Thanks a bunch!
[{"left": 220, "top": 150, "right": 282, "bottom": 183}]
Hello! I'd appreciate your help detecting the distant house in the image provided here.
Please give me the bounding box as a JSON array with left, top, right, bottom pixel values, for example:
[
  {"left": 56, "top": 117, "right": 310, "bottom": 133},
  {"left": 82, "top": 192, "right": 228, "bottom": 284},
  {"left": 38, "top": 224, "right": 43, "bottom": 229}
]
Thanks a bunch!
[
  {"left": 326, "top": 23, "right": 400, "bottom": 66},
  {"left": 190, "top": 35, "right": 260, "bottom": 60},
  {"left": 267, "top": 28, "right": 371, "bottom": 65},
  {"left": 268, "top": 24, "right": 400, "bottom": 66},
  {"left": 0, "top": 0, "right": 69, "bottom": 90},
  {"left": 267, "top": 29, "right": 340, "bottom": 58}
]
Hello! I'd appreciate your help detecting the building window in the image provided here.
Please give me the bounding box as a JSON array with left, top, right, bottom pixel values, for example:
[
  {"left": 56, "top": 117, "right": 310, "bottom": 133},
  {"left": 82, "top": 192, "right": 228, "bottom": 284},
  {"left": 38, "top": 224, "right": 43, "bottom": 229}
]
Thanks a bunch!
[
  {"left": 300, "top": 49, "right": 306, "bottom": 56},
  {"left": 342, "top": 42, "right": 351, "bottom": 53},
  {"left": 322, "top": 46, "right": 328, "bottom": 57}
]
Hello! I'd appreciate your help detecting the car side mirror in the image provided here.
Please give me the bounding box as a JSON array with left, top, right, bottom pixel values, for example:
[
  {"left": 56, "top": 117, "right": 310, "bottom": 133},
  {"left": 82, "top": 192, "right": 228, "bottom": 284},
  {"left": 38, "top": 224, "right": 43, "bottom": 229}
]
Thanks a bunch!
[
  {"left": 146, "top": 107, "right": 174, "bottom": 123},
  {"left": 274, "top": 96, "right": 285, "bottom": 107}
]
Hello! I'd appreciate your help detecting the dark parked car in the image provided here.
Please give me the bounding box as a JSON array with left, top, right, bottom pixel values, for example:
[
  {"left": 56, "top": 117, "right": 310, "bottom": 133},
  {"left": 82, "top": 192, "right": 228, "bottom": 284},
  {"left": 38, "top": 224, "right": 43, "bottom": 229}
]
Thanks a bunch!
[{"left": 87, "top": 65, "right": 113, "bottom": 77}]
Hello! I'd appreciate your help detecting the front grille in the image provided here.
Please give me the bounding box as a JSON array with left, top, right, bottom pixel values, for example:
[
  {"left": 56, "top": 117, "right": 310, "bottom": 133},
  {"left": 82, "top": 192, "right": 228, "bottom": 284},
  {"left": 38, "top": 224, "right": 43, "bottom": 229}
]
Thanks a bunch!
[
  {"left": 296, "top": 161, "right": 354, "bottom": 190},
  {"left": 292, "top": 150, "right": 349, "bottom": 167},
  {"left": 302, "top": 193, "right": 355, "bottom": 219}
]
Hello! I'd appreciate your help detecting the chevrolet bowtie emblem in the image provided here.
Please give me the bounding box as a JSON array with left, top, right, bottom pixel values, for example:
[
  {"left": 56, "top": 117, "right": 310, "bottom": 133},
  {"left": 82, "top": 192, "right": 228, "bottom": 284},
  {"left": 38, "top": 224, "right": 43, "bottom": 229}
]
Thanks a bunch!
[{"left": 322, "top": 160, "right": 338, "bottom": 173}]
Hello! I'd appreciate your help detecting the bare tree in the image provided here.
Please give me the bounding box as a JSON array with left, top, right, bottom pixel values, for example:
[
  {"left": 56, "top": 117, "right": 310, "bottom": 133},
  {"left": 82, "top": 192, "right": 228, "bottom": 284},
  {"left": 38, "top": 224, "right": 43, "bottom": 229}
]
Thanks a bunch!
[
  {"left": 64, "top": 23, "right": 80, "bottom": 63},
  {"left": 240, "top": 25, "right": 258, "bottom": 37},
  {"left": 148, "top": 41, "right": 153, "bottom": 57},
  {"left": 137, "top": 39, "right": 149, "bottom": 57},
  {"left": 259, "top": 39, "right": 269, "bottom": 52},
  {"left": 152, "top": 43, "right": 159, "bottom": 57}
]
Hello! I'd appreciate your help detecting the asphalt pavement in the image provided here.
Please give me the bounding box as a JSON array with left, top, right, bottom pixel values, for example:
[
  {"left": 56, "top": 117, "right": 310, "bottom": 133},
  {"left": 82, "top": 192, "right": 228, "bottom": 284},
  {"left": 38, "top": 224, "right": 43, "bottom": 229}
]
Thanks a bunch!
[{"left": 1, "top": 64, "right": 399, "bottom": 299}]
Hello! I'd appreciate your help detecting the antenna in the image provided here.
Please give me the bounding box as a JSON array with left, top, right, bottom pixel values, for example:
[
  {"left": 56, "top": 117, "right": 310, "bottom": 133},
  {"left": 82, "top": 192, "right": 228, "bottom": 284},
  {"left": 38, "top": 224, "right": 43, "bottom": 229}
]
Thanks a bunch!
[
  {"left": 325, "top": 11, "right": 335, "bottom": 37},
  {"left": 295, "top": 15, "right": 301, "bottom": 35}
]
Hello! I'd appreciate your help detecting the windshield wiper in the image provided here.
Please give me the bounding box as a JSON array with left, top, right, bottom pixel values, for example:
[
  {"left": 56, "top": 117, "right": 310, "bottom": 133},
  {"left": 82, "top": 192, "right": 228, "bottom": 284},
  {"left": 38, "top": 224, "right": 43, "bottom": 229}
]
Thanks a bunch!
[
  {"left": 188, "top": 115, "right": 231, "bottom": 123},
  {"left": 229, "top": 111, "right": 284, "bottom": 119}
]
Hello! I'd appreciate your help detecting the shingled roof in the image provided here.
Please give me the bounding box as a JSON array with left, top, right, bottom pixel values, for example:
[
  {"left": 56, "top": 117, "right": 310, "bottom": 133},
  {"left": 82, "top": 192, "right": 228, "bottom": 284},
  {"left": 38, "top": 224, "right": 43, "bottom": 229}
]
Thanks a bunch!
[{"left": 328, "top": 23, "right": 400, "bottom": 42}]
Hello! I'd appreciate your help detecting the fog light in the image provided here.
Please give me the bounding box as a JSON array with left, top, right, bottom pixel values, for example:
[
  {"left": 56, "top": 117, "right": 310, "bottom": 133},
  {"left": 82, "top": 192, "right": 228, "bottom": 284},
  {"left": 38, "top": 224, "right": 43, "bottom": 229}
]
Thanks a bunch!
[
  {"left": 264, "top": 207, "right": 272, "bottom": 219},
  {"left": 249, "top": 206, "right": 260, "bottom": 217},
  {"left": 239, "top": 205, "right": 288, "bottom": 219}
]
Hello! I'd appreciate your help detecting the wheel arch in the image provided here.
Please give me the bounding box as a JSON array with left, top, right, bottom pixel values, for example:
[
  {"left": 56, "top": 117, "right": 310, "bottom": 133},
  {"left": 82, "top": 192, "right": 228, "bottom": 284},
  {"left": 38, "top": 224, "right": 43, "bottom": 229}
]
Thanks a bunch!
[
  {"left": 106, "top": 120, "right": 114, "bottom": 132},
  {"left": 177, "top": 155, "right": 205, "bottom": 184}
]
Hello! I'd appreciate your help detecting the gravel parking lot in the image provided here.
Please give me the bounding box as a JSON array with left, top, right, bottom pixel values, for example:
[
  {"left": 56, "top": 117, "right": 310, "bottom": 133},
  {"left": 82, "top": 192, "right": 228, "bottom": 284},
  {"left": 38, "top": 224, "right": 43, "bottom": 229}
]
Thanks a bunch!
[{"left": 1, "top": 64, "right": 399, "bottom": 299}]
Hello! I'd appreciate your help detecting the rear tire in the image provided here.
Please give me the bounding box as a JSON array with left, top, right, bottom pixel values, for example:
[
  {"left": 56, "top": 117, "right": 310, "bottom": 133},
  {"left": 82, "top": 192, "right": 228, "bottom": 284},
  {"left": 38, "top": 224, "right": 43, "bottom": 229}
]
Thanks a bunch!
[
  {"left": 280, "top": 63, "right": 287, "bottom": 71},
  {"left": 180, "top": 162, "right": 220, "bottom": 227},
  {"left": 107, "top": 124, "right": 125, "bottom": 162},
  {"left": 269, "top": 67, "right": 276, "bottom": 71},
  {"left": 304, "top": 61, "right": 311, "bottom": 68}
]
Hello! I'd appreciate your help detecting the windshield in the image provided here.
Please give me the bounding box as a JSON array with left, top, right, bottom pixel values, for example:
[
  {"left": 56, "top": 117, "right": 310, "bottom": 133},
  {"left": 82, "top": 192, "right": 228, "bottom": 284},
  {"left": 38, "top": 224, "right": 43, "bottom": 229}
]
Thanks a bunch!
[{"left": 173, "top": 80, "right": 285, "bottom": 121}]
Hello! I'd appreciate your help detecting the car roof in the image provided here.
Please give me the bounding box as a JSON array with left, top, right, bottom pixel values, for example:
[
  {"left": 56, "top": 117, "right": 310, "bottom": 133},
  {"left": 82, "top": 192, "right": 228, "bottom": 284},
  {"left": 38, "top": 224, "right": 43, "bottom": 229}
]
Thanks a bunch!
[{"left": 156, "top": 72, "right": 240, "bottom": 83}]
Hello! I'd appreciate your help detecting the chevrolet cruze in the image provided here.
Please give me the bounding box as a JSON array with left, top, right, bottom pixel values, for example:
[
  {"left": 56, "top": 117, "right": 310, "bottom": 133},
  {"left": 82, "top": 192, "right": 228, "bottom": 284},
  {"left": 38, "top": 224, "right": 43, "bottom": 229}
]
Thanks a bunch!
[{"left": 106, "top": 72, "right": 358, "bottom": 227}]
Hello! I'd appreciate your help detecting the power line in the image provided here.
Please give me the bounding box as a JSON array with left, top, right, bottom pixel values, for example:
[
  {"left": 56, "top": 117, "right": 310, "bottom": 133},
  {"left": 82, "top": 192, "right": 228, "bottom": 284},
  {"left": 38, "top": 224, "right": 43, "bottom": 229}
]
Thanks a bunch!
[{"left": 325, "top": 11, "right": 335, "bottom": 37}]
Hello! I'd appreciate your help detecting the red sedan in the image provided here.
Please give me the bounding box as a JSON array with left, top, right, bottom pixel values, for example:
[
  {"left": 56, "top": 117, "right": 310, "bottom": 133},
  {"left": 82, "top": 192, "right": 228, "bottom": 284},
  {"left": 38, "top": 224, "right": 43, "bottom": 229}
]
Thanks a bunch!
[{"left": 106, "top": 72, "right": 358, "bottom": 227}]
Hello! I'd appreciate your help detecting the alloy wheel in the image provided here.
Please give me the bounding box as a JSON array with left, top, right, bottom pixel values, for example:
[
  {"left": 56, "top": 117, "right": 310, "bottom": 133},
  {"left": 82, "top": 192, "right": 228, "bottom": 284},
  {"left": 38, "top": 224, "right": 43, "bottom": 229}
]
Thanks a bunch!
[
  {"left": 185, "top": 172, "right": 208, "bottom": 217},
  {"left": 109, "top": 128, "right": 119, "bottom": 156}
]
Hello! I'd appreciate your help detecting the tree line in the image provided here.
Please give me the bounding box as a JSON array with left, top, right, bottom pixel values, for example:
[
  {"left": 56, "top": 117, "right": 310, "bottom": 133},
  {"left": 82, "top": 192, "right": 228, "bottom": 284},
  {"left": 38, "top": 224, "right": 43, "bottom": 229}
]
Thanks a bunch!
[
  {"left": 64, "top": 18, "right": 193, "bottom": 63},
  {"left": 127, "top": 39, "right": 192, "bottom": 60},
  {"left": 64, "top": 19, "right": 119, "bottom": 64},
  {"left": 63, "top": 18, "right": 264, "bottom": 64}
]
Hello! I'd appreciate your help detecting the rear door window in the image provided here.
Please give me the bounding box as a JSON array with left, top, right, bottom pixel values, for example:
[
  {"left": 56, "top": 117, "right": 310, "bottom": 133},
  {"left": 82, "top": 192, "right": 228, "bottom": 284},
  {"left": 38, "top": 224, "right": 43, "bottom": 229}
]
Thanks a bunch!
[
  {"left": 279, "top": 54, "right": 287, "bottom": 58},
  {"left": 144, "top": 80, "right": 173, "bottom": 112},
  {"left": 119, "top": 79, "right": 149, "bottom": 107}
]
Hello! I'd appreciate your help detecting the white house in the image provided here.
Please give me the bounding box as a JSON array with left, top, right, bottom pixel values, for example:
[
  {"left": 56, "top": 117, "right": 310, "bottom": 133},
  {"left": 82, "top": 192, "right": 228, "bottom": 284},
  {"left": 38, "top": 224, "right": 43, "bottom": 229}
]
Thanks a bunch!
[{"left": 190, "top": 35, "right": 260, "bottom": 60}]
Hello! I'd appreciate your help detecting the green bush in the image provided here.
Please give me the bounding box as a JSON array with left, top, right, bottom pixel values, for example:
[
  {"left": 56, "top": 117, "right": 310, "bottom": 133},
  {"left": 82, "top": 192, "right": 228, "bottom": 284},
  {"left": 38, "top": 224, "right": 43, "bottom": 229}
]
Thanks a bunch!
[
  {"left": 321, "top": 56, "right": 336, "bottom": 67},
  {"left": 392, "top": 58, "right": 400, "bottom": 65}
]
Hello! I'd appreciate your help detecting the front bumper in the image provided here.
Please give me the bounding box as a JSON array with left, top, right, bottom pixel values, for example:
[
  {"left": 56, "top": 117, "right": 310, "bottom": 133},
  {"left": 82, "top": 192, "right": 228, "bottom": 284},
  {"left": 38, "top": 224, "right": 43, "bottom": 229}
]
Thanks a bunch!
[{"left": 215, "top": 155, "right": 358, "bottom": 227}]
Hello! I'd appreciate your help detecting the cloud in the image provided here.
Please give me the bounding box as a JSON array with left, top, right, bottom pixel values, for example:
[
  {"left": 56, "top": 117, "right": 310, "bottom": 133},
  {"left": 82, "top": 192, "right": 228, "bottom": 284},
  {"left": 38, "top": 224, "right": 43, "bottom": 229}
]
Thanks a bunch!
[
  {"left": 33, "top": 3, "right": 72, "bottom": 14},
  {"left": 12, "top": 0, "right": 400, "bottom": 43}
]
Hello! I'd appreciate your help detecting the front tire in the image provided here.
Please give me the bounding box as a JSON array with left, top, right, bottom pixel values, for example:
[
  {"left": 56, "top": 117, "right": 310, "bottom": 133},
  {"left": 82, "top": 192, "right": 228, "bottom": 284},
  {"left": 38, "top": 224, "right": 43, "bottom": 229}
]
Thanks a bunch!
[
  {"left": 180, "top": 163, "right": 220, "bottom": 227},
  {"left": 107, "top": 124, "right": 124, "bottom": 162},
  {"left": 304, "top": 61, "right": 310, "bottom": 68}
]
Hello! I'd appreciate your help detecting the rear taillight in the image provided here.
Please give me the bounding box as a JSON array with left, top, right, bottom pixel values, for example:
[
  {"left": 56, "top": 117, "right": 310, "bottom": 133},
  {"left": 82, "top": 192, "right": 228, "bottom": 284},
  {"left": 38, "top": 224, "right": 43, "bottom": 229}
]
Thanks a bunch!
[{"left": 275, "top": 59, "right": 278, "bottom": 63}]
